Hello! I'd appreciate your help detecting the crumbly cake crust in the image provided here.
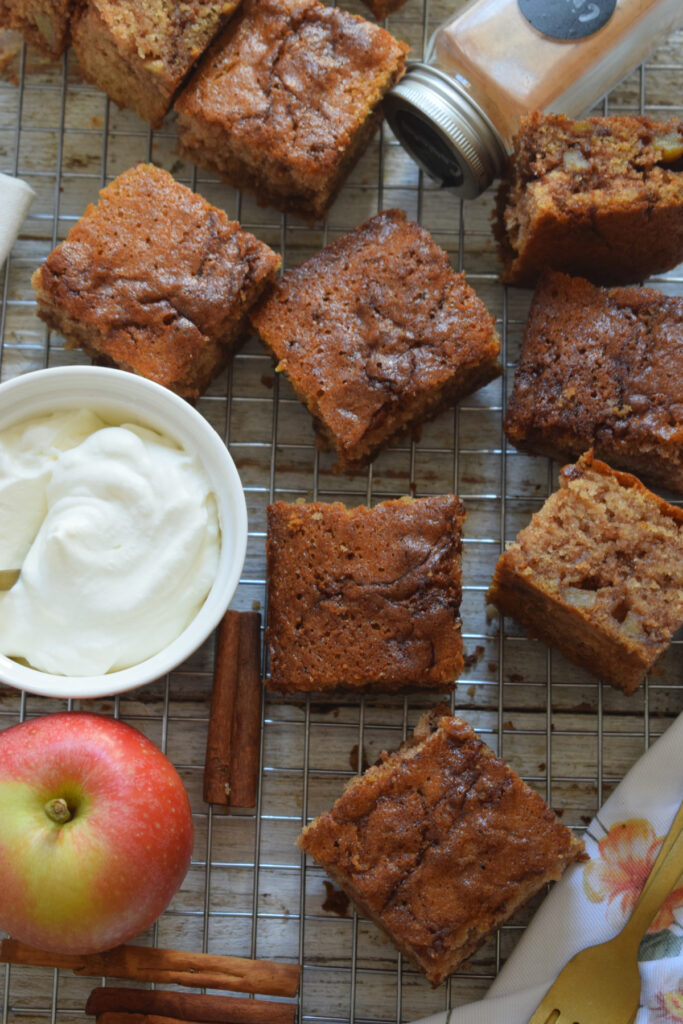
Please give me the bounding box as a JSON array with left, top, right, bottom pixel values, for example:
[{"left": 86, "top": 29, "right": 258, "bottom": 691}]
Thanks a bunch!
[
  {"left": 31, "top": 163, "right": 280, "bottom": 400},
  {"left": 0, "top": 0, "right": 71, "bottom": 56},
  {"left": 495, "top": 112, "right": 683, "bottom": 286},
  {"left": 174, "top": 0, "right": 408, "bottom": 221},
  {"left": 251, "top": 209, "right": 500, "bottom": 469},
  {"left": 266, "top": 496, "right": 465, "bottom": 693},
  {"left": 487, "top": 452, "right": 683, "bottom": 694},
  {"left": 71, "top": 0, "right": 238, "bottom": 127},
  {"left": 505, "top": 271, "right": 683, "bottom": 494},
  {"left": 298, "top": 711, "right": 585, "bottom": 986}
]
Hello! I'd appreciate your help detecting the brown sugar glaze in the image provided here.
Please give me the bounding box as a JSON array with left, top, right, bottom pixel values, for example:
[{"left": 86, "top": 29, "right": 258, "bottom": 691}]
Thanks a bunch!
[
  {"left": 299, "top": 712, "right": 585, "bottom": 986},
  {"left": 175, "top": 0, "right": 407, "bottom": 220},
  {"left": 251, "top": 209, "right": 500, "bottom": 469},
  {"left": 505, "top": 271, "right": 683, "bottom": 492},
  {"left": 31, "top": 164, "right": 280, "bottom": 400},
  {"left": 266, "top": 496, "right": 465, "bottom": 693}
]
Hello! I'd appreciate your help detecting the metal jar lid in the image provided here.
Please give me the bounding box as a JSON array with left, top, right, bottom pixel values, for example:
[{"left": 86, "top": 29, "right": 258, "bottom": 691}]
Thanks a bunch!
[{"left": 384, "top": 63, "right": 509, "bottom": 199}]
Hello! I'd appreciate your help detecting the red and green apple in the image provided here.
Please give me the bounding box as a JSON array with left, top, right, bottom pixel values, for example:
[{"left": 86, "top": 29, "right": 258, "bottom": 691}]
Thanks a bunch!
[{"left": 0, "top": 711, "right": 193, "bottom": 954}]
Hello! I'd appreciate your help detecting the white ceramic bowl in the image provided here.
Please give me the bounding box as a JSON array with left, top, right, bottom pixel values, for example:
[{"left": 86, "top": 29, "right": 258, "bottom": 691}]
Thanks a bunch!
[{"left": 0, "top": 366, "right": 248, "bottom": 699}]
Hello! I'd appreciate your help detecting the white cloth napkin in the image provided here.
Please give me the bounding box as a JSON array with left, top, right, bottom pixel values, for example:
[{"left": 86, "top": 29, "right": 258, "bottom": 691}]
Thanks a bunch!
[
  {"left": 414, "top": 714, "right": 683, "bottom": 1024},
  {"left": 0, "top": 172, "right": 34, "bottom": 266}
]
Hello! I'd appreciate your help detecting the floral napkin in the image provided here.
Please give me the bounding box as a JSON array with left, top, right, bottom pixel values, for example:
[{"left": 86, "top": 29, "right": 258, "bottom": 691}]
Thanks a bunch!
[
  {"left": 414, "top": 712, "right": 683, "bottom": 1024},
  {"left": 0, "top": 172, "right": 34, "bottom": 267}
]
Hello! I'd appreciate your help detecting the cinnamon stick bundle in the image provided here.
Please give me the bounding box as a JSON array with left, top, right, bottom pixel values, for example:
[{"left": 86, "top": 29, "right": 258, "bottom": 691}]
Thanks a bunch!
[
  {"left": 86, "top": 988, "right": 296, "bottom": 1024},
  {"left": 0, "top": 941, "right": 300, "bottom": 997},
  {"left": 204, "top": 610, "right": 262, "bottom": 807}
]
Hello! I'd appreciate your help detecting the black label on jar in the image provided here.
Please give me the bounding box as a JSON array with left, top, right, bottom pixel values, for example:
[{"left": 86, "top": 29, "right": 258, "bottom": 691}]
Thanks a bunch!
[{"left": 519, "top": 0, "right": 616, "bottom": 40}]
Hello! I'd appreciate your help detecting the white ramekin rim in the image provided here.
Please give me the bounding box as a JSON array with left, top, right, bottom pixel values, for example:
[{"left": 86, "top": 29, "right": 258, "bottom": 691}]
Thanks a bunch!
[{"left": 0, "top": 365, "right": 248, "bottom": 699}]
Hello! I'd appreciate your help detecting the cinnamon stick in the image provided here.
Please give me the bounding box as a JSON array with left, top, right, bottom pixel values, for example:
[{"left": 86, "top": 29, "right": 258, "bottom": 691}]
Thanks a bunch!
[
  {"left": 96, "top": 1011, "right": 294, "bottom": 1024},
  {"left": 86, "top": 989, "right": 295, "bottom": 1024},
  {"left": 0, "top": 941, "right": 300, "bottom": 997},
  {"left": 96, "top": 1016, "right": 189, "bottom": 1024},
  {"left": 229, "top": 611, "right": 262, "bottom": 808},
  {"left": 204, "top": 610, "right": 241, "bottom": 804}
]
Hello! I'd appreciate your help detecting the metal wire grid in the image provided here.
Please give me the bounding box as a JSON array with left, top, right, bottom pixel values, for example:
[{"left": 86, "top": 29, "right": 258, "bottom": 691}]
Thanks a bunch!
[{"left": 0, "top": 8, "right": 682, "bottom": 1023}]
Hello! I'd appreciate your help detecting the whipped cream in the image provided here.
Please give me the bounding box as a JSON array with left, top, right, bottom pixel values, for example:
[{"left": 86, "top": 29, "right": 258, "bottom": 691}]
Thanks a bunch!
[{"left": 0, "top": 409, "right": 220, "bottom": 676}]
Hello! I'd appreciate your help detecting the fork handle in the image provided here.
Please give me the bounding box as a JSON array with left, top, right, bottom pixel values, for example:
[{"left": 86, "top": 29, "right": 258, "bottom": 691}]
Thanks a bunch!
[
  {"left": 619, "top": 820, "right": 683, "bottom": 951},
  {"left": 638, "top": 797, "right": 683, "bottom": 902}
]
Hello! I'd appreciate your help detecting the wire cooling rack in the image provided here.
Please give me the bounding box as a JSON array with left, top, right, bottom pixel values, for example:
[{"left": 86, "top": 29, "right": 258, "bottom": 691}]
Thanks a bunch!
[{"left": 1, "top": 7, "right": 682, "bottom": 1023}]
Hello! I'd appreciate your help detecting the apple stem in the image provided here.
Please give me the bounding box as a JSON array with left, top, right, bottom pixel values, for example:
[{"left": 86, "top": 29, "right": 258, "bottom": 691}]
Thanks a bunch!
[{"left": 45, "top": 797, "right": 72, "bottom": 824}]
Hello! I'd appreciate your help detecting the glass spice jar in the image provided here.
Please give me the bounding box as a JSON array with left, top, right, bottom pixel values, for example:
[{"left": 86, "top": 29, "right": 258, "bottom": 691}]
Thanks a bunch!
[{"left": 383, "top": 0, "right": 683, "bottom": 198}]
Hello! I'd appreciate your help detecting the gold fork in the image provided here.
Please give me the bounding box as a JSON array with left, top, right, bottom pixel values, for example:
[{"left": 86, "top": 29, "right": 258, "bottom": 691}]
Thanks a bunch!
[
  {"left": 527, "top": 796, "right": 683, "bottom": 1024},
  {"left": 0, "top": 569, "right": 20, "bottom": 591}
]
